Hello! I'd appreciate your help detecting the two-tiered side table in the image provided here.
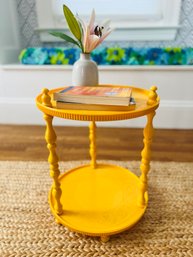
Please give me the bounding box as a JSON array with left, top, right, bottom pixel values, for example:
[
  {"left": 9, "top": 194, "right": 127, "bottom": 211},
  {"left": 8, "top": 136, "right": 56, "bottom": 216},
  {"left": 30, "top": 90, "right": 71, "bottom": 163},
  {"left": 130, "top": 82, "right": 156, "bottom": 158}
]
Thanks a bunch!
[{"left": 36, "top": 85, "right": 159, "bottom": 242}]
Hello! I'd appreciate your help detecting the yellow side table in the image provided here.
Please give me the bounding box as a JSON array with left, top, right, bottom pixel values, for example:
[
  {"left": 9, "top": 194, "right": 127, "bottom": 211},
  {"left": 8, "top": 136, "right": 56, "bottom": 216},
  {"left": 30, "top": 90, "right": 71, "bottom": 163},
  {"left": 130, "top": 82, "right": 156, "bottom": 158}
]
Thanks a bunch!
[{"left": 36, "top": 85, "right": 159, "bottom": 242}]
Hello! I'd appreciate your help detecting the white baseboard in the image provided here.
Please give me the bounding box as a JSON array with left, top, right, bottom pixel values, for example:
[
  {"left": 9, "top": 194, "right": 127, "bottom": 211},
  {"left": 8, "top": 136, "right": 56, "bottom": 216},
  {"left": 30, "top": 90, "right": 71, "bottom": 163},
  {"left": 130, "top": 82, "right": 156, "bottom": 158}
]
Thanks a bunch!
[{"left": 0, "top": 97, "right": 193, "bottom": 128}]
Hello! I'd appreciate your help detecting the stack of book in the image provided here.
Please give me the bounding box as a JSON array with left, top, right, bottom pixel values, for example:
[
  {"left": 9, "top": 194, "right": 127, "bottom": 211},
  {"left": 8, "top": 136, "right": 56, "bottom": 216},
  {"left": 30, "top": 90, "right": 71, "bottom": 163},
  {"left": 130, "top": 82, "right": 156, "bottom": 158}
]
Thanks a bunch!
[{"left": 53, "top": 86, "right": 136, "bottom": 111}]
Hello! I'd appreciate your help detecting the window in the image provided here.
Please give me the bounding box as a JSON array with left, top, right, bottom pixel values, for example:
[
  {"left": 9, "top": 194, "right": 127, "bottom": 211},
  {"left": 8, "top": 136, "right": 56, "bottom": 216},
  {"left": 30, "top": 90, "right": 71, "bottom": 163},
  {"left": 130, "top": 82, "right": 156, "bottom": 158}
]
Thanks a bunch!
[
  {"left": 53, "top": 0, "right": 162, "bottom": 21},
  {"left": 36, "top": 0, "right": 182, "bottom": 41}
]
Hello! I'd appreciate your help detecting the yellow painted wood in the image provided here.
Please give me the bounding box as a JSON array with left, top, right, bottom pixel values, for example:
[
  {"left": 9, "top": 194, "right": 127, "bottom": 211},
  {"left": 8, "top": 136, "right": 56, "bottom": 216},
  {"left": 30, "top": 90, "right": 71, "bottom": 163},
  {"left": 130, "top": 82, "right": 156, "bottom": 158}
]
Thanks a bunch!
[
  {"left": 101, "top": 235, "right": 110, "bottom": 242},
  {"left": 49, "top": 164, "right": 148, "bottom": 237},
  {"left": 42, "top": 88, "right": 63, "bottom": 215},
  {"left": 138, "top": 112, "right": 155, "bottom": 207},
  {"left": 41, "top": 88, "right": 52, "bottom": 107},
  {"left": 89, "top": 121, "right": 97, "bottom": 168},
  {"left": 36, "top": 85, "right": 160, "bottom": 241},
  {"left": 138, "top": 86, "right": 158, "bottom": 207},
  {"left": 147, "top": 85, "right": 159, "bottom": 106}
]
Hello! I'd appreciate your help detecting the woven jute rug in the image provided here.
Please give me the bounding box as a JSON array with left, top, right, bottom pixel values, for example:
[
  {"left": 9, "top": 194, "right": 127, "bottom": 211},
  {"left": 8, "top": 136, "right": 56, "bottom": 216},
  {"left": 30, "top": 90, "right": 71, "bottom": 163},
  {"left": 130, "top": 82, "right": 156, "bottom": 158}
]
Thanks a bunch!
[{"left": 0, "top": 160, "right": 193, "bottom": 257}]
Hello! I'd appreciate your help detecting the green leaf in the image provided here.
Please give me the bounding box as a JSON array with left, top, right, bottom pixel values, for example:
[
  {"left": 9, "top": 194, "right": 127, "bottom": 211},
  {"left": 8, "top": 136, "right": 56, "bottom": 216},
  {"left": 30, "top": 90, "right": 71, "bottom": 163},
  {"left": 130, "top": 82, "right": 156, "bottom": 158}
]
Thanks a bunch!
[
  {"left": 63, "top": 5, "right": 82, "bottom": 41},
  {"left": 49, "top": 32, "right": 80, "bottom": 48}
]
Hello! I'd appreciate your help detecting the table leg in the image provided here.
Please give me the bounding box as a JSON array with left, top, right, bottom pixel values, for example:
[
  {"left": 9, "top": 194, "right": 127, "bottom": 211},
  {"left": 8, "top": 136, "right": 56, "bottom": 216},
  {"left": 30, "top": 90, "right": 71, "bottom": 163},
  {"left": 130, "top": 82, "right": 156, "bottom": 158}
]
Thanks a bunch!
[
  {"left": 101, "top": 235, "right": 110, "bottom": 242},
  {"left": 44, "top": 113, "right": 63, "bottom": 215},
  {"left": 138, "top": 111, "right": 155, "bottom": 207},
  {"left": 89, "top": 121, "right": 97, "bottom": 168}
]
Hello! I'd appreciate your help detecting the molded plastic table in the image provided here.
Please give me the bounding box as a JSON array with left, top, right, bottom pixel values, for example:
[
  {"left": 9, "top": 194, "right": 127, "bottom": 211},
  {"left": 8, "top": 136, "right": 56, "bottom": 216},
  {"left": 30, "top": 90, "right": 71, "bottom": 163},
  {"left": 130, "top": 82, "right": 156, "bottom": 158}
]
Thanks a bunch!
[{"left": 36, "top": 85, "right": 160, "bottom": 242}]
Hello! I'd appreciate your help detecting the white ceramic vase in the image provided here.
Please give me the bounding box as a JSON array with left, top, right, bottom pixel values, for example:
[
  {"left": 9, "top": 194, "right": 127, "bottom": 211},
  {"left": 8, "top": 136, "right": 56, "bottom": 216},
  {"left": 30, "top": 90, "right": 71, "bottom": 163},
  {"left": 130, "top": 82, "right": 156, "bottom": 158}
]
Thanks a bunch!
[{"left": 72, "top": 53, "right": 98, "bottom": 86}]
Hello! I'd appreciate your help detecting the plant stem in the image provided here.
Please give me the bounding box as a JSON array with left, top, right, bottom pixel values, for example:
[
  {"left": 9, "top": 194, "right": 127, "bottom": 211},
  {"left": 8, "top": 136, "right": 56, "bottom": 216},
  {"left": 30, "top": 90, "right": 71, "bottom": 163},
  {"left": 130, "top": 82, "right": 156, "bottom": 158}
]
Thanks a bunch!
[{"left": 79, "top": 40, "right": 84, "bottom": 53}]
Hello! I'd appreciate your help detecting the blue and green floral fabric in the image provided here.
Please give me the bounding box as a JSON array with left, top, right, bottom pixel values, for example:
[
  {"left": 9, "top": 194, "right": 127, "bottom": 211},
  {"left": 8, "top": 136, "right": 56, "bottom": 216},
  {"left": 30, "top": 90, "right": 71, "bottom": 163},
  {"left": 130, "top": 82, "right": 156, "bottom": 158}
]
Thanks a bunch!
[{"left": 19, "top": 47, "right": 193, "bottom": 65}]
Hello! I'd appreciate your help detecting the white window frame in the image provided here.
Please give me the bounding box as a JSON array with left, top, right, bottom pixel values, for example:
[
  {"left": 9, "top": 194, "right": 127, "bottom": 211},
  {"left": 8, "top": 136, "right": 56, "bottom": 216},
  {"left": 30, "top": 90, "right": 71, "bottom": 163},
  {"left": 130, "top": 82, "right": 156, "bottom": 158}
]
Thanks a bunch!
[{"left": 35, "top": 0, "right": 182, "bottom": 42}]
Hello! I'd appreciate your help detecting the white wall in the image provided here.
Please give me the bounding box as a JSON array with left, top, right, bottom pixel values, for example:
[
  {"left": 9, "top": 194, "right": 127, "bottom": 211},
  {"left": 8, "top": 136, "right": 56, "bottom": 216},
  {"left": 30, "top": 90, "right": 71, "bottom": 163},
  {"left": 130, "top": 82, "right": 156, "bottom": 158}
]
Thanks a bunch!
[{"left": 0, "top": 65, "right": 193, "bottom": 129}]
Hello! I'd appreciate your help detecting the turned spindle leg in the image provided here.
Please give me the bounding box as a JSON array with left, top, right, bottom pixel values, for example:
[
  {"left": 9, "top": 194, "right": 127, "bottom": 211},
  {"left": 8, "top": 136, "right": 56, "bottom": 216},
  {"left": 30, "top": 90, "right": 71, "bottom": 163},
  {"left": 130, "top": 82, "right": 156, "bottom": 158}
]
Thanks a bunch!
[
  {"left": 89, "top": 121, "right": 97, "bottom": 169},
  {"left": 42, "top": 88, "right": 63, "bottom": 215},
  {"left": 138, "top": 112, "right": 155, "bottom": 207},
  {"left": 44, "top": 114, "right": 63, "bottom": 215},
  {"left": 138, "top": 86, "right": 158, "bottom": 207}
]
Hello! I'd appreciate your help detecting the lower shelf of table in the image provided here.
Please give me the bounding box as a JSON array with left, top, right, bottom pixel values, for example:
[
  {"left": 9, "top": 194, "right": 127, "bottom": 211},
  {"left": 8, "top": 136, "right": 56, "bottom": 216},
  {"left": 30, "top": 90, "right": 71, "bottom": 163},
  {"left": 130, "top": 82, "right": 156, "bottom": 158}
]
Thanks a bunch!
[{"left": 49, "top": 163, "right": 148, "bottom": 237}]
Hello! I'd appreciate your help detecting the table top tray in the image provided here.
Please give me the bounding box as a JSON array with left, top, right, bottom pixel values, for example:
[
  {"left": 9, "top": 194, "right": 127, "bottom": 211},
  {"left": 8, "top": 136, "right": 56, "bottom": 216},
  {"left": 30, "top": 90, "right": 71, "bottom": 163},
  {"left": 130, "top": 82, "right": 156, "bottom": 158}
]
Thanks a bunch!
[{"left": 36, "top": 85, "right": 159, "bottom": 122}]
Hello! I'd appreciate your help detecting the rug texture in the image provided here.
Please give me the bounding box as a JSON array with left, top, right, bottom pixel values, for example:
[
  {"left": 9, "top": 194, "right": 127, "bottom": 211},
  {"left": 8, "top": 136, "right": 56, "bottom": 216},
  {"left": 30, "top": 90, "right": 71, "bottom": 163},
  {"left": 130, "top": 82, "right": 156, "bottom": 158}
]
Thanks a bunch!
[{"left": 0, "top": 161, "right": 192, "bottom": 257}]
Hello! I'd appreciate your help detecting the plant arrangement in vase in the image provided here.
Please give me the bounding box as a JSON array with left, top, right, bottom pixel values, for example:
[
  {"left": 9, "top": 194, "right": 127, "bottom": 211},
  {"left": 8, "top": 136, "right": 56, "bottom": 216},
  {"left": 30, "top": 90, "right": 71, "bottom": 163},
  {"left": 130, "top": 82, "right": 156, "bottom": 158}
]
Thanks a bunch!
[{"left": 50, "top": 5, "right": 112, "bottom": 86}]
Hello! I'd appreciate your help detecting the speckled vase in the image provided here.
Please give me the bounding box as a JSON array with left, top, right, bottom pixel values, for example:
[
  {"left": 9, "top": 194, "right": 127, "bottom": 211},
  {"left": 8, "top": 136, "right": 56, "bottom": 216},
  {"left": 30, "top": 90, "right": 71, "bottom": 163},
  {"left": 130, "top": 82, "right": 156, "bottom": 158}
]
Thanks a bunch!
[{"left": 72, "top": 53, "right": 98, "bottom": 86}]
